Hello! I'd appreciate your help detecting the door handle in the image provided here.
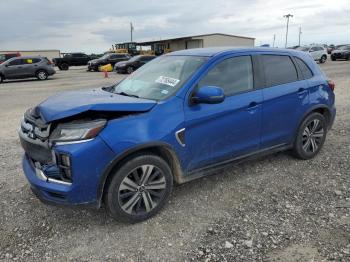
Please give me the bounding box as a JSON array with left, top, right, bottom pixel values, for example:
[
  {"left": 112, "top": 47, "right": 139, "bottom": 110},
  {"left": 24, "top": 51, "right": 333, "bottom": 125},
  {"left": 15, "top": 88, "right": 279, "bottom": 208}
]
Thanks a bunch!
[
  {"left": 297, "top": 88, "right": 308, "bottom": 96},
  {"left": 245, "top": 101, "right": 260, "bottom": 111}
]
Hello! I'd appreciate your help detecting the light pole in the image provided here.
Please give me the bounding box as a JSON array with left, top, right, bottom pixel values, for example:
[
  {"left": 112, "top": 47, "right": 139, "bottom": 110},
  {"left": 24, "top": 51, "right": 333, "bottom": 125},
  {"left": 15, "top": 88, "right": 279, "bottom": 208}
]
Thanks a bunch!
[
  {"left": 298, "top": 26, "right": 302, "bottom": 46},
  {"left": 283, "top": 14, "right": 293, "bottom": 48},
  {"left": 272, "top": 34, "right": 276, "bottom": 48},
  {"left": 130, "top": 22, "right": 134, "bottom": 42}
]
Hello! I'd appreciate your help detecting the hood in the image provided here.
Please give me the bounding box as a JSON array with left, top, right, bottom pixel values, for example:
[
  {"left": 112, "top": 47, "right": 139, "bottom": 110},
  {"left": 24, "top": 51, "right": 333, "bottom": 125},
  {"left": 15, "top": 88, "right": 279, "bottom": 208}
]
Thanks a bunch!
[
  {"left": 36, "top": 88, "right": 157, "bottom": 123},
  {"left": 89, "top": 58, "right": 102, "bottom": 63}
]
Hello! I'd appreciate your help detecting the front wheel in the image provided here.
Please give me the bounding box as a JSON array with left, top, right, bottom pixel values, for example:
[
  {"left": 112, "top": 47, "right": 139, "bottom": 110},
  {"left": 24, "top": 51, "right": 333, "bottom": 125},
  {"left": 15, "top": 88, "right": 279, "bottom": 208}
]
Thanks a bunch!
[
  {"left": 292, "top": 112, "right": 327, "bottom": 160},
  {"left": 60, "top": 63, "right": 69, "bottom": 70},
  {"left": 319, "top": 55, "right": 327, "bottom": 63},
  {"left": 126, "top": 66, "right": 134, "bottom": 74},
  {"left": 105, "top": 154, "right": 173, "bottom": 223},
  {"left": 36, "top": 70, "right": 48, "bottom": 80},
  {"left": 0, "top": 75, "right": 3, "bottom": 83}
]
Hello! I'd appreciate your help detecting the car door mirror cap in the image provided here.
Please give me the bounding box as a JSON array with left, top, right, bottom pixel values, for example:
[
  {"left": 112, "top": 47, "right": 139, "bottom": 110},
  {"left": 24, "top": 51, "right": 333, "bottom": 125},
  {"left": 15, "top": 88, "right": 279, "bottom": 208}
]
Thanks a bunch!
[{"left": 191, "top": 86, "right": 225, "bottom": 104}]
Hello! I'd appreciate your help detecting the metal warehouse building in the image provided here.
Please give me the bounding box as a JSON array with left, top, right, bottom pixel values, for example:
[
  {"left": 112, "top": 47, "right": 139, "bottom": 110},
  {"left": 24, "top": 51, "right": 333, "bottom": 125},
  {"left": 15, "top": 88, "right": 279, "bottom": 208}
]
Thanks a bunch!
[
  {"left": 138, "top": 33, "right": 255, "bottom": 54},
  {"left": 0, "top": 50, "right": 60, "bottom": 60}
]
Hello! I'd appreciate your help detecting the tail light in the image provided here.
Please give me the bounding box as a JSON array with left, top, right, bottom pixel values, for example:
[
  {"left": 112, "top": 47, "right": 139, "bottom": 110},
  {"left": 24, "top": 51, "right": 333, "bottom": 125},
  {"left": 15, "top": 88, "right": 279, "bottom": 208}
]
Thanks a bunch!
[
  {"left": 327, "top": 80, "right": 335, "bottom": 91},
  {"left": 47, "top": 59, "right": 53, "bottom": 65}
]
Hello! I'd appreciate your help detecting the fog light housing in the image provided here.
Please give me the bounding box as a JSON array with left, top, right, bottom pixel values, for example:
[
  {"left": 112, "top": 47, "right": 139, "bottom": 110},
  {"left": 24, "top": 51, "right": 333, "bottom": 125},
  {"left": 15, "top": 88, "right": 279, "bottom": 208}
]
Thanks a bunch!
[{"left": 58, "top": 153, "right": 72, "bottom": 181}]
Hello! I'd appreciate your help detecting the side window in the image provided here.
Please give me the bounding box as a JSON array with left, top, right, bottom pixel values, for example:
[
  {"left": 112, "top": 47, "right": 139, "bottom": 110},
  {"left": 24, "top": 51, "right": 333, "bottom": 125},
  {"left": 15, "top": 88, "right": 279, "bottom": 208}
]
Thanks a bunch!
[
  {"left": 261, "top": 55, "right": 298, "bottom": 86},
  {"left": 24, "top": 58, "right": 40, "bottom": 64},
  {"left": 294, "top": 57, "right": 313, "bottom": 79},
  {"left": 8, "top": 59, "right": 23, "bottom": 66},
  {"left": 198, "top": 56, "right": 254, "bottom": 96}
]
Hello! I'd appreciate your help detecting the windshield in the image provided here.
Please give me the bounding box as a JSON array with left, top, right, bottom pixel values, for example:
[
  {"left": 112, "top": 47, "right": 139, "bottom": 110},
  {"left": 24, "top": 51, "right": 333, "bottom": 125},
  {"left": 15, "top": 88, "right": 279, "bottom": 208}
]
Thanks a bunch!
[
  {"left": 296, "top": 46, "right": 309, "bottom": 51},
  {"left": 112, "top": 55, "right": 207, "bottom": 100}
]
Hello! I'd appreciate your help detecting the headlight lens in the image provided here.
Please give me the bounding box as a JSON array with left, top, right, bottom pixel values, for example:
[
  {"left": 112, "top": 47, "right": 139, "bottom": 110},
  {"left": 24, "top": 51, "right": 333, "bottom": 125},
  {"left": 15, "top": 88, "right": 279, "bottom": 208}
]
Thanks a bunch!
[{"left": 50, "top": 119, "right": 106, "bottom": 142}]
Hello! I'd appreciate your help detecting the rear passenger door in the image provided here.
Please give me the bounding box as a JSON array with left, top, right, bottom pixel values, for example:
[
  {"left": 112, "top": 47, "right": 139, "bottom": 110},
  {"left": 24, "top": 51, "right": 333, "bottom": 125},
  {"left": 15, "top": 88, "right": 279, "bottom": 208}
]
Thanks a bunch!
[{"left": 259, "top": 54, "right": 310, "bottom": 148}]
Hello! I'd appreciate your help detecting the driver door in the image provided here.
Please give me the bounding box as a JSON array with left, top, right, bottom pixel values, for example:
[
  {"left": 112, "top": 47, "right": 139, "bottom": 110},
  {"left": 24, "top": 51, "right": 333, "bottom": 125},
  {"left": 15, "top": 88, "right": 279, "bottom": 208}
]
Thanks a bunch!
[{"left": 183, "top": 55, "right": 263, "bottom": 171}]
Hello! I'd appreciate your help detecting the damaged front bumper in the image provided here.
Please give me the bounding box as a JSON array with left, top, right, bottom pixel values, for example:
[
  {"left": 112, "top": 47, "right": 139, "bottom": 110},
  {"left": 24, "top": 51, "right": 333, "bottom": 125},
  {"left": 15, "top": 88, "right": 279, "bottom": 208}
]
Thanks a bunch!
[{"left": 21, "top": 136, "right": 116, "bottom": 207}]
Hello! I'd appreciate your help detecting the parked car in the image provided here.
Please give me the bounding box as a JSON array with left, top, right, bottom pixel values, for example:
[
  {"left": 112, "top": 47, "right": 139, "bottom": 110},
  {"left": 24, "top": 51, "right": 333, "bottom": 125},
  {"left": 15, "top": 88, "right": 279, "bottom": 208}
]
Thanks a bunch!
[
  {"left": 330, "top": 45, "right": 350, "bottom": 61},
  {"left": 296, "top": 45, "right": 328, "bottom": 63},
  {"left": 0, "top": 56, "right": 55, "bottom": 83},
  {"left": 52, "top": 53, "right": 91, "bottom": 70},
  {"left": 114, "top": 55, "right": 156, "bottom": 74},
  {"left": 0, "top": 52, "right": 21, "bottom": 64},
  {"left": 327, "top": 44, "right": 335, "bottom": 54},
  {"left": 87, "top": 53, "right": 131, "bottom": 71},
  {"left": 19, "top": 47, "right": 335, "bottom": 223}
]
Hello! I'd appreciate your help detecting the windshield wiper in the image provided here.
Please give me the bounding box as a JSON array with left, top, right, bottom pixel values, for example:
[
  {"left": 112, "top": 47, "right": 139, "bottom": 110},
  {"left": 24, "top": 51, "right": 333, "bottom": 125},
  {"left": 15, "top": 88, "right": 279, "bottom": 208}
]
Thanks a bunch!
[{"left": 116, "top": 91, "right": 139, "bottom": 98}]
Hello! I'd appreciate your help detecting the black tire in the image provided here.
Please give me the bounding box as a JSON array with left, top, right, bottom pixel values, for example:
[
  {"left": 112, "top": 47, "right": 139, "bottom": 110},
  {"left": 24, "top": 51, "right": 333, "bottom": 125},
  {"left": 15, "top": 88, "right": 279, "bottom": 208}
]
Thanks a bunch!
[
  {"left": 105, "top": 153, "right": 173, "bottom": 223},
  {"left": 319, "top": 55, "right": 327, "bottom": 63},
  {"left": 36, "top": 70, "right": 48, "bottom": 80},
  {"left": 126, "top": 66, "right": 134, "bottom": 74},
  {"left": 292, "top": 112, "right": 327, "bottom": 160},
  {"left": 347, "top": 55, "right": 350, "bottom": 61},
  {"left": 0, "top": 74, "right": 3, "bottom": 84},
  {"left": 331, "top": 57, "right": 336, "bottom": 61},
  {"left": 60, "top": 63, "right": 69, "bottom": 70}
]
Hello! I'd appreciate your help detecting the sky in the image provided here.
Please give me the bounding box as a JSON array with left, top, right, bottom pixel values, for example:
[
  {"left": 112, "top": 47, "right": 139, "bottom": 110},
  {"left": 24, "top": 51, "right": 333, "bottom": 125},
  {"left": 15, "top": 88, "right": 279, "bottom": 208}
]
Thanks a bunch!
[{"left": 0, "top": 0, "right": 349, "bottom": 53}]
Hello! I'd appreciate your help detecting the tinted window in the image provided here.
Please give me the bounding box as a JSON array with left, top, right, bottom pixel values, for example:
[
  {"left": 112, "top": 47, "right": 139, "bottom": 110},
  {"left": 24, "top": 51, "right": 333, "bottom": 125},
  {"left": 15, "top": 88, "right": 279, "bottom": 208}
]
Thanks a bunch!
[
  {"left": 199, "top": 56, "right": 254, "bottom": 96},
  {"left": 294, "top": 57, "right": 313, "bottom": 79},
  {"left": 24, "top": 58, "right": 41, "bottom": 64},
  {"left": 261, "top": 55, "right": 298, "bottom": 86},
  {"left": 72, "top": 53, "right": 86, "bottom": 57},
  {"left": 8, "top": 59, "right": 23, "bottom": 66}
]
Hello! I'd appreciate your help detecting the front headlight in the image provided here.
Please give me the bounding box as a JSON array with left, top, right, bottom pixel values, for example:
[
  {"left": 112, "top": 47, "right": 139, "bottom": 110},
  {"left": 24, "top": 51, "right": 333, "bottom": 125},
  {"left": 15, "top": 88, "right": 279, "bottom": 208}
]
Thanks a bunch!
[{"left": 50, "top": 119, "right": 106, "bottom": 143}]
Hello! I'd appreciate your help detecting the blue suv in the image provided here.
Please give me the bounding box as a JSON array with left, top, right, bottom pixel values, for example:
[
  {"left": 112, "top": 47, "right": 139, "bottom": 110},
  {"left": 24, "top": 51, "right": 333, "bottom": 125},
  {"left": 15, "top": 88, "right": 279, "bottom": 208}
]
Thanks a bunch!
[{"left": 19, "top": 47, "right": 336, "bottom": 223}]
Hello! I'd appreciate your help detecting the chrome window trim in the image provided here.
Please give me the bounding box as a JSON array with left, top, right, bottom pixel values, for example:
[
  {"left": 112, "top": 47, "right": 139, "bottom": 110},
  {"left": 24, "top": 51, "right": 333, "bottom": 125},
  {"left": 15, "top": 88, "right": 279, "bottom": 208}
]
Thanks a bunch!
[{"left": 175, "top": 128, "right": 186, "bottom": 147}]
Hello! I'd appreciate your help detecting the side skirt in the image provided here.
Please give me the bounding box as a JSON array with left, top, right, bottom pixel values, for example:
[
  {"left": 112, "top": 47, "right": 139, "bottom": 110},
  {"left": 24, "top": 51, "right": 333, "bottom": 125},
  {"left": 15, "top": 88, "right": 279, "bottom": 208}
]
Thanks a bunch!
[{"left": 181, "top": 144, "right": 292, "bottom": 183}]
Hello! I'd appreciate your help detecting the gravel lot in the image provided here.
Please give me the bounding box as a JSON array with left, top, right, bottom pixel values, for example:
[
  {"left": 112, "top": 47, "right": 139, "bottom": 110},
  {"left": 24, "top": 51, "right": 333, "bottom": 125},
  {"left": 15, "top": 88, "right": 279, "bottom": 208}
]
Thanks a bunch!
[{"left": 0, "top": 61, "right": 349, "bottom": 261}]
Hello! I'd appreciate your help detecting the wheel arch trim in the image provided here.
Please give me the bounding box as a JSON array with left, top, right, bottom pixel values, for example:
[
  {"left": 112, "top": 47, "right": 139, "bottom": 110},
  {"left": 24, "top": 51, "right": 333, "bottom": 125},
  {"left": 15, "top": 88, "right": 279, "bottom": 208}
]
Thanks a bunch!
[{"left": 96, "top": 142, "right": 184, "bottom": 207}]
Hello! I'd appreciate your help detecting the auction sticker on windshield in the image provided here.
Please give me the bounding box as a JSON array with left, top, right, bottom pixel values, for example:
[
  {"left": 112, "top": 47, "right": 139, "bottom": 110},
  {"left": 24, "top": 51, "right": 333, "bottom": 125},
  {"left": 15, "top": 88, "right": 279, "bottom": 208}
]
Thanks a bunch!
[{"left": 155, "top": 76, "right": 180, "bottom": 87}]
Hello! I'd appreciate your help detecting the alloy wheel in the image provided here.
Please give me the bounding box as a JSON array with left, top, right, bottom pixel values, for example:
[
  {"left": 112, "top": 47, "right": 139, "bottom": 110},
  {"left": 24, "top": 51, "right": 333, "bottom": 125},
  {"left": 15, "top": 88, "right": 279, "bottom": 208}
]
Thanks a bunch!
[
  {"left": 118, "top": 165, "right": 167, "bottom": 215},
  {"left": 38, "top": 71, "right": 47, "bottom": 80},
  {"left": 127, "top": 67, "right": 133, "bottom": 74},
  {"left": 302, "top": 119, "right": 324, "bottom": 153}
]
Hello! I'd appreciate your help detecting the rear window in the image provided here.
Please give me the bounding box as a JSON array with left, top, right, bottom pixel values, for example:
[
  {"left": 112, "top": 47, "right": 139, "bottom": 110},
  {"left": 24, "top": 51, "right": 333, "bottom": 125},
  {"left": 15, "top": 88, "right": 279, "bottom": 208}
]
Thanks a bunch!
[
  {"left": 261, "top": 55, "right": 298, "bottom": 86},
  {"left": 294, "top": 57, "right": 313, "bottom": 79}
]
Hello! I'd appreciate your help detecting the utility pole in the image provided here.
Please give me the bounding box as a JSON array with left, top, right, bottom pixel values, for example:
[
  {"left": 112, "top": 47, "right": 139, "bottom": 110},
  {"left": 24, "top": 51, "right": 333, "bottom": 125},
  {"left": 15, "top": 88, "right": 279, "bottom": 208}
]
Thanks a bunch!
[
  {"left": 283, "top": 14, "right": 293, "bottom": 48},
  {"left": 298, "top": 26, "right": 302, "bottom": 46},
  {"left": 273, "top": 34, "right": 276, "bottom": 48},
  {"left": 130, "top": 22, "right": 134, "bottom": 42}
]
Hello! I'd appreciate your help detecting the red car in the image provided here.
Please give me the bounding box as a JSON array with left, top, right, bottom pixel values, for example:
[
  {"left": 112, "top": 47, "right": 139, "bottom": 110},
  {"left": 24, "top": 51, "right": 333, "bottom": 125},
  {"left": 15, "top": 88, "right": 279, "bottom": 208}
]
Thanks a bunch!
[{"left": 0, "top": 52, "right": 21, "bottom": 64}]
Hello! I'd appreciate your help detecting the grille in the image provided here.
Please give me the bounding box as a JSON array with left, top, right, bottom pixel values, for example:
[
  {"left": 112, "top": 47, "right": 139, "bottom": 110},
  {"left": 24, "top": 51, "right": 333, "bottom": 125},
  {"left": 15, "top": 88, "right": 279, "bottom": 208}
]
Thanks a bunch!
[{"left": 19, "top": 109, "right": 53, "bottom": 164}]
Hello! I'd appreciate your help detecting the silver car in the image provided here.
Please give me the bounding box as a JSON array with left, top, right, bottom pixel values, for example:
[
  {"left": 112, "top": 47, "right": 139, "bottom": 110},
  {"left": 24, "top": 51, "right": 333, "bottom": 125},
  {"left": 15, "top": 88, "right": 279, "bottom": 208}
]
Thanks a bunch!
[{"left": 0, "top": 56, "right": 56, "bottom": 83}]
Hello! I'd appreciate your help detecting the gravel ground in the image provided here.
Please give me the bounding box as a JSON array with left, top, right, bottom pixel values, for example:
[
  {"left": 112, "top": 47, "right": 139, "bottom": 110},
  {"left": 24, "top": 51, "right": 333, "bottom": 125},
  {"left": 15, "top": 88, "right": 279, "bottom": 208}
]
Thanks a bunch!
[{"left": 0, "top": 61, "right": 349, "bottom": 261}]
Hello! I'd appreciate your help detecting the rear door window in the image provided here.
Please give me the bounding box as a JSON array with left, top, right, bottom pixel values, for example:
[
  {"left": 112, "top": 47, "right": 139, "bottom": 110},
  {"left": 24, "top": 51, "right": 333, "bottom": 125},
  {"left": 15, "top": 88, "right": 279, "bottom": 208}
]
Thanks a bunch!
[
  {"left": 261, "top": 55, "right": 298, "bottom": 86},
  {"left": 294, "top": 57, "right": 313, "bottom": 79}
]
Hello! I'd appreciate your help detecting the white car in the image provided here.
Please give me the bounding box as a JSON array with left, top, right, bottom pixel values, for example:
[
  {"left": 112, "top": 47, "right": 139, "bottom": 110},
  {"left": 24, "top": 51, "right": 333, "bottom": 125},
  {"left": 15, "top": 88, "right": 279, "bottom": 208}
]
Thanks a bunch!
[{"left": 296, "top": 46, "right": 328, "bottom": 63}]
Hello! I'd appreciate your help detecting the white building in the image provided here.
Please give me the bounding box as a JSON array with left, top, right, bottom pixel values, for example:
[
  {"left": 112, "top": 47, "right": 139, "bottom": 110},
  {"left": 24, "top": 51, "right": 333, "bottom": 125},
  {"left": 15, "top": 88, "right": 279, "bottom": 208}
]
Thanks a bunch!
[
  {"left": 137, "top": 33, "right": 255, "bottom": 54},
  {"left": 0, "top": 50, "right": 61, "bottom": 60}
]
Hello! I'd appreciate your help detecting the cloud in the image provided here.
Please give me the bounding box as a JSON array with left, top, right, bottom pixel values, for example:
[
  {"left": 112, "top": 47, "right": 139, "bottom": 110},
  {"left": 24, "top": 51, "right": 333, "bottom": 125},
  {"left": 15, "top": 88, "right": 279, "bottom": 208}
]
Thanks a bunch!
[{"left": 0, "top": 0, "right": 349, "bottom": 53}]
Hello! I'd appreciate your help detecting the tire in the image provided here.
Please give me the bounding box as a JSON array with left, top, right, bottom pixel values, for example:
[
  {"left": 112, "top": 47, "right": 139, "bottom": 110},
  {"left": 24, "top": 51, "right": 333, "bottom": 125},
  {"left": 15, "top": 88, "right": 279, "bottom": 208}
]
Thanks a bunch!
[
  {"left": 319, "top": 55, "right": 327, "bottom": 63},
  {"left": 331, "top": 57, "right": 336, "bottom": 61},
  {"left": 292, "top": 112, "right": 327, "bottom": 160},
  {"left": 36, "top": 70, "right": 48, "bottom": 80},
  {"left": 347, "top": 55, "right": 350, "bottom": 61},
  {"left": 105, "top": 153, "right": 173, "bottom": 223},
  {"left": 60, "top": 63, "right": 69, "bottom": 70},
  {"left": 0, "top": 75, "right": 3, "bottom": 84},
  {"left": 126, "top": 66, "right": 134, "bottom": 74}
]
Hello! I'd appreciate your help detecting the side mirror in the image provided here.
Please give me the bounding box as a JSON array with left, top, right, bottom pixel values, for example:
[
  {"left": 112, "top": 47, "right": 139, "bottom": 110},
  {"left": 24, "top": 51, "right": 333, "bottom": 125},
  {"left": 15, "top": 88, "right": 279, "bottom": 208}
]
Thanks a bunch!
[{"left": 191, "top": 86, "right": 225, "bottom": 104}]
